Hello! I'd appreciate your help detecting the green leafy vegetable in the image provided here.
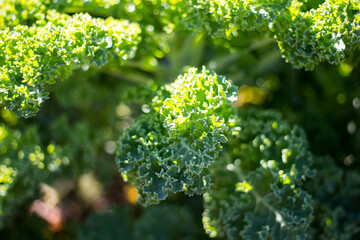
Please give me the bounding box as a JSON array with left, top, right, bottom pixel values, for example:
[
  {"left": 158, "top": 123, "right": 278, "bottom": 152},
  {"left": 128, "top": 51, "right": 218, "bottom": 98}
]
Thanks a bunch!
[
  {"left": 203, "top": 109, "right": 313, "bottom": 240},
  {"left": 0, "top": 3, "right": 140, "bottom": 118},
  {"left": 116, "top": 67, "right": 238, "bottom": 205},
  {"left": 184, "top": 0, "right": 360, "bottom": 69}
]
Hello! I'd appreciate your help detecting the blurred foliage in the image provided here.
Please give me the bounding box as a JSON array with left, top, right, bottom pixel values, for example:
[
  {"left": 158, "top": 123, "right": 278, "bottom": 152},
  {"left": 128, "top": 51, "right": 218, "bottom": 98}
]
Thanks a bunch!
[
  {"left": 0, "top": 0, "right": 360, "bottom": 240},
  {"left": 79, "top": 204, "right": 204, "bottom": 240},
  {"left": 0, "top": 123, "right": 62, "bottom": 229},
  {"left": 78, "top": 207, "right": 133, "bottom": 240},
  {"left": 306, "top": 156, "right": 360, "bottom": 239}
]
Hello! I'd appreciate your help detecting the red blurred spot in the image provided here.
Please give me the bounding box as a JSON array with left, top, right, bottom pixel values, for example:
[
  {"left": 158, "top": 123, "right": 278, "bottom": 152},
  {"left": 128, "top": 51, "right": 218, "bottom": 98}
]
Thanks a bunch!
[{"left": 30, "top": 200, "right": 64, "bottom": 232}]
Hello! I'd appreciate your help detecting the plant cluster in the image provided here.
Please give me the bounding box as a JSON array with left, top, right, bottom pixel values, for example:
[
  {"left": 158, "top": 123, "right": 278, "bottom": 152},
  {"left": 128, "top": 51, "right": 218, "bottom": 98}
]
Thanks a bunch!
[{"left": 0, "top": 0, "right": 360, "bottom": 239}]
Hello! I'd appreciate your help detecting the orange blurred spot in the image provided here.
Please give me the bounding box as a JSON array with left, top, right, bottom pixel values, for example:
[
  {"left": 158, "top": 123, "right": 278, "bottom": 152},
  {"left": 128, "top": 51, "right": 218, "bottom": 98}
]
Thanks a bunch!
[{"left": 123, "top": 185, "right": 139, "bottom": 205}]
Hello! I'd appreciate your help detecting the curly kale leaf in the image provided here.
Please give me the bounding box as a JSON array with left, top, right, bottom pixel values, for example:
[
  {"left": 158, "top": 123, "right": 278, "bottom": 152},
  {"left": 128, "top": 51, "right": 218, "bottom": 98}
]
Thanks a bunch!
[
  {"left": 195, "top": 0, "right": 290, "bottom": 34},
  {"left": 273, "top": 0, "right": 360, "bottom": 70},
  {"left": 0, "top": 9, "right": 141, "bottom": 118},
  {"left": 1, "top": 0, "right": 198, "bottom": 64},
  {"left": 0, "top": 0, "right": 68, "bottom": 28},
  {"left": 116, "top": 67, "right": 238, "bottom": 205},
  {"left": 186, "top": 0, "right": 360, "bottom": 70},
  {"left": 202, "top": 109, "right": 313, "bottom": 240}
]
